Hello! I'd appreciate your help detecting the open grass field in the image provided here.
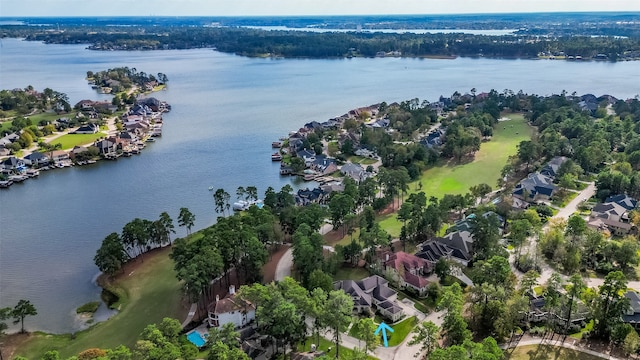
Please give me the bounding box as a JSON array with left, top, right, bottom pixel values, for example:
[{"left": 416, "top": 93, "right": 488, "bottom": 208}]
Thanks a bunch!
[
  {"left": 48, "top": 132, "right": 106, "bottom": 150},
  {"left": 379, "top": 114, "right": 532, "bottom": 237},
  {"left": 505, "top": 344, "right": 603, "bottom": 360},
  {"left": 334, "top": 266, "right": 370, "bottom": 281},
  {"left": 413, "top": 114, "right": 532, "bottom": 198},
  {"left": 14, "top": 247, "right": 185, "bottom": 359}
]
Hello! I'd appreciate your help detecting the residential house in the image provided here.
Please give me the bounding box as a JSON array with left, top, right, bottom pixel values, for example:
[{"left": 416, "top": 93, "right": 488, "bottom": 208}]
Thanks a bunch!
[
  {"left": 605, "top": 194, "right": 637, "bottom": 211},
  {"left": 1, "top": 157, "right": 26, "bottom": 172},
  {"left": 588, "top": 201, "right": 635, "bottom": 236},
  {"left": 0, "top": 148, "right": 10, "bottom": 157},
  {"left": 419, "top": 128, "right": 445, "bottom": 149},
  {"left": 354, "top": 148, "right": 376, "bottom": 158},
  {"left": 23, "top": 151, "right": 50, "bottom": 166},
  {"left": 340, "top": 162, "right": 372, "bottom": 183},
  {"left": 623, "top": 291, "right": 640, "bottom": 330},
  {"left": 297, "top": 149, "right": 316, "bottom": 164},
  {"left": 417, "top": 230, "right": 474, "bottom": 266},
  {"left": 207, "top": 285, "right": 256, "bottom": 329},
  {"left": 320, "top": 181, "right": 345, "bottom": 195},
  {"left": 69, "top": 146, "right": 90, "bottom": 160},
  {"left": 540, "top": 156, "right": 569, "bottom": 179},
  {"left": 311, "top": 156, "right": 338, "bottom": 176},
  {"left": 295, "top": 188, "right": 326, "bottom": 206},
  {"left": 74, "top": 123, "right": 99, "bottom": 134},
  {"left": 94, "top": 139, "right": 117, "bottom": 155},
  {"left": 47, "top": 150, "right": 70, "bottom": 163},
  {"left": 334, "top": 275, "right": 404, "bottom": 322},
  {"left": 378, "top": 251, "right": 432, "bottom": 296},
  {"left": 512, "top": 173, "right": 557, "bottom": 202},
  {"left": 449, "top": 212, "right": 505, "bottom": 234}
]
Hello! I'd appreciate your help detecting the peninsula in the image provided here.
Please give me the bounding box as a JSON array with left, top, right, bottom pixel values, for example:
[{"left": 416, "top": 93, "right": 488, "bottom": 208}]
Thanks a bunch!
[{"left": 0, "top": 68, "right": 170, "bottom": 188}]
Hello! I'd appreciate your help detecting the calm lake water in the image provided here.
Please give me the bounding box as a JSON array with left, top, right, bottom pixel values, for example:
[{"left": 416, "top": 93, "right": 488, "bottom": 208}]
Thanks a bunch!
[{"left": 0, "top": 38, "right": 639, "bottom": 333}]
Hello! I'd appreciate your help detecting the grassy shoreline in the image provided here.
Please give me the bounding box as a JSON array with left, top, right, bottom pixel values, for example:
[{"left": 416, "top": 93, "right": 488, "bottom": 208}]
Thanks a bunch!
[{"left": 11, "top": 246, "right": 186, "bottom": 359}]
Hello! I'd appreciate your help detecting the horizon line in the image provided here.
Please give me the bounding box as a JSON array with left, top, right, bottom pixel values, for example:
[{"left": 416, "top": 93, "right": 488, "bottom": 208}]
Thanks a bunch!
[{"left": 2, "top": 11, "right": 640, "bottom": 19}]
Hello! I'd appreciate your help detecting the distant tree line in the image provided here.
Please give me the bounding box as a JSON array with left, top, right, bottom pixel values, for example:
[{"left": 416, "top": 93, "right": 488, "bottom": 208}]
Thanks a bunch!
[{"left": 2, "top": 25, "right": 638, "bottom": 60}]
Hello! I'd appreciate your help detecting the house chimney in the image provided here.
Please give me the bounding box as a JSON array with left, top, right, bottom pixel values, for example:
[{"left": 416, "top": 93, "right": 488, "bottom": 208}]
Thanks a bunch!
[
  {"left": 215, "top": 295, "right": 219, "bottom": 302},
  {"left": 229, "top": 285, "right": 235, "bottom": 295}
]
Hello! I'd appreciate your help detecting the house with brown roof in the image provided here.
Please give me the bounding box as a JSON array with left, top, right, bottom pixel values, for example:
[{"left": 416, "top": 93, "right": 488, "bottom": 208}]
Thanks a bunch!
[
  {"left": 588, "top": 201, "right": 636, "bottom": 236},
  {"left": 377, "top": 251, "right": 432, "bottom": 296},
  {"left": 207, "top": 285, "right": 255, "bottom": 329}
]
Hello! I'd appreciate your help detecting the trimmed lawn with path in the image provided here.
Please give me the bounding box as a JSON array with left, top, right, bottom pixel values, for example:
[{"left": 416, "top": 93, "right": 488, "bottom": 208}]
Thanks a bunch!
[
  {"left": 48, "top": 132, "right": 107, "bottom": 150},
  {"left": 379, "top": 115, "right": 532, "bottom": 237},
  {"left": 413, "top": 114, "right": 532, "bottom": 199},
  {"left": 334, "top": 266, "right": 370, "bottom": 281},
  {"left": 506, "top": 344, "right": 603, "bottom": 360},
  {"left": 14, "top": 246, "right": 185, "bottom": 359}
]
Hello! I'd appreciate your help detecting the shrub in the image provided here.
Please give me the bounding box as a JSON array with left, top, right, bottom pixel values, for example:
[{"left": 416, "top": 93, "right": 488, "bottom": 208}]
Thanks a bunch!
[
  {"left": 76, "top": 301, "right": 101, "bottom": 314},
  {"left": 78, "top": 348, "right": 106, "bottom": 360}
]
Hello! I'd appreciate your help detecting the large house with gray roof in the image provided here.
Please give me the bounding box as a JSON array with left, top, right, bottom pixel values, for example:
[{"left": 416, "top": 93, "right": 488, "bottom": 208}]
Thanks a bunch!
[
  {"left": 623, "top": 291, "right": 640, "bottom": 330},
  {"left": 588, "top": 201, "right": 636, "bottom": 236},
  {"left": 334, "top": 275, "right": 404, "bottom": 322},
  {"left": 417, "top": 230, "right": 474, "bottom": 266},
  {"left": 513, "top": 172, "right": 557, "bottom": 202}
]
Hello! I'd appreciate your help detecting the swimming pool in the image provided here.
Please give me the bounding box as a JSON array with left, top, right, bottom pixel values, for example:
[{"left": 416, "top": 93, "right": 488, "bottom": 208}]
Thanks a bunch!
[{"left": 186, "top": 331, "right": 207, "bottom": 347}]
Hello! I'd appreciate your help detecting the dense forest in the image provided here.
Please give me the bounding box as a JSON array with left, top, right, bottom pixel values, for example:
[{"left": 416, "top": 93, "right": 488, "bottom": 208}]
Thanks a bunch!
[{"left": 1, "top": 22, "right": 639, "bottom": 60}]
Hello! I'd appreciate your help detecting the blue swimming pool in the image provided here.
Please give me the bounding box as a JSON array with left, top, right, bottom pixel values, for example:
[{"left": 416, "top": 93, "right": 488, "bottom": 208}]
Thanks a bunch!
[{"left": 186, "top": 331, "right": 207, "bottom": 347}]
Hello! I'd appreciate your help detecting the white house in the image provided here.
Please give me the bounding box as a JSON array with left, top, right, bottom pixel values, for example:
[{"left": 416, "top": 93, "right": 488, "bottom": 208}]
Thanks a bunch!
[{"left": 207, "top": 285, "right": 255, "bottom": 329}]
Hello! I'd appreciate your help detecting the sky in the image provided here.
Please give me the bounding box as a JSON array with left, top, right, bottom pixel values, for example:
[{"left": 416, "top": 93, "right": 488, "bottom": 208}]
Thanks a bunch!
[{"left": 2, "top": 0, "right": 640, "bottom": 17}]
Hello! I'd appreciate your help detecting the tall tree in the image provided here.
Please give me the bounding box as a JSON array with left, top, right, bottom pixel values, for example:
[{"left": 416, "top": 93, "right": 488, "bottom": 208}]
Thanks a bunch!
[
  {"left": 564, "top": 274, "right": 586, "bottom": 334},
  {"left": 409, "top": 321, "right": 440, "bottom": 358},
  {"left": 322, "top": 290, "right": 354, "bottom": 359},
  {"left": 94, "top": 232, "right": 129, "bottom": 276},
  {"left": 178, "top": 207, "right": 196, "bottom": 235},
  {"left": 438, "top": 283, "right": 471, "bottom": 346},
  {"left": 12, "top": 299, "right": 37, "bottom": 333},
  {"left": 158, "top": 212, "right": 176, "bottom": 246},
  {"left": 590, "top": 270, "right": 629, "bottom": 339},
  {"left": 353, "top": 318, "right": 380, "bottom": 355}
]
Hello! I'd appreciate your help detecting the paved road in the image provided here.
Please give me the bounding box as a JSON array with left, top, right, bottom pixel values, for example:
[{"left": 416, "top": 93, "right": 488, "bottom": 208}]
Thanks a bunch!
[{"left": 274, "top": 223, "right": 333, "bottom": 282}]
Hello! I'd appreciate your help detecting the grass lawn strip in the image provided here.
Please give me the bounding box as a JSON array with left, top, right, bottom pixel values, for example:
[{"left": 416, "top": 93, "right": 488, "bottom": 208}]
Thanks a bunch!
[
  {"left": 298, "top": 337, "right": 378, "bottom": 360},
  {"left": 48, "top": 132, "right": 107, "bottom": 150},
  {"left": 505, "top": 344, "right": 603, "bottom": 360},
  {"left": 348, "top": 316, "right": 417, "bottom": 348},
  {"left": 15, "top": 247, "right": 185, "bottom": 359},
  {"left": 386, "top": 316, "right": 417, "bottom": 347}
]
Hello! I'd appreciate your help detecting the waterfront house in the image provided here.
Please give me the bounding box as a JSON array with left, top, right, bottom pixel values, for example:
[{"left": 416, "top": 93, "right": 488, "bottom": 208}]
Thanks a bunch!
[
  {"left": 69, "top": 146, "right": 90, "bottom": 160},
  {"left": 23, "top": 151, "right": 50, "bottom": 166},
  {"left": 47, "top": 150, "right": 70, "bottom": 163},
  {"left": 207, "top": 285, "right": 256, "bottom": 329},
  {"left": 95, "top": 139, "right": 117, "bottom": 155},
  {"left": 295, "top": 188, "right": 327, "bottom": 206},
  {"left": 1, "top": 157, "right": 26, "bottom": 172},
  {"left": 311, "top": 156, "right": 338, "bottom": 176}
]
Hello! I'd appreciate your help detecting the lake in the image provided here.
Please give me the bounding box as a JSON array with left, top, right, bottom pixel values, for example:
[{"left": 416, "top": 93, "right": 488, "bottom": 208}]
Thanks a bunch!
[{"left": 0, "top": 38, "right": 639, "bottom": 333}]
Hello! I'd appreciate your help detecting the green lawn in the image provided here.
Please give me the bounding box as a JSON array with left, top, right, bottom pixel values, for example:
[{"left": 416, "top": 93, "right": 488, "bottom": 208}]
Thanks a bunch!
[
  {"left": 505, "top": 344, "right": 603, "bottom": 360},
  {"left": 28, "top": 112, "right": 67, "bottom": 124},
  {"left": 47, "top": 132, "right": 107, "bottom": 150},
  {"left": 1, "top": 120, "right": 13, "bottom": 132},
  {"left": 297, "top": 337, "right": 377, "bottom": 360},
  {"left": 379, "top": 115, "right": 532, "bottom": 236},
  {"left": 347, "top": 316, "right": 417, "bottom": 347},
  {"left": 413, "top": 115, "right": 532, "bottom": 198},
  {"left": 334, "top": 266, "right": 369, "bottom": 281},
  {"left": 15, "top": 247, "right": 185, "bottom": 359},
  {"left": 386, "top": 316, "right": 417, "bottom": 347}
]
